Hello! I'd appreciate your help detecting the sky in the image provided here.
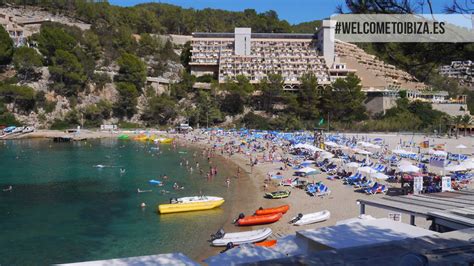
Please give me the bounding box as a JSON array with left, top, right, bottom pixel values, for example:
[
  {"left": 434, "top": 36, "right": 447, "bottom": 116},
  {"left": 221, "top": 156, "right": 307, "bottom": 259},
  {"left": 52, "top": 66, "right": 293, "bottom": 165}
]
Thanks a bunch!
[{"left": 109, "top": 0, "right": 451, "bottom": 24}]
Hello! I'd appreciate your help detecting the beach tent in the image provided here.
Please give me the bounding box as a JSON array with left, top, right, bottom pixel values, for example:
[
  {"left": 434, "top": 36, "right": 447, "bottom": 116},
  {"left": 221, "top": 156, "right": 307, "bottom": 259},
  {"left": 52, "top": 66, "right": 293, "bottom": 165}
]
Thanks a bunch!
[
  {"left": 204, "top": 244, "right": 287, "bottom": 265},
  {"left": 444, "top": 164, "right": 467, "bottom": 172},
  {"left": 397, "top": 164, "right": 420, "bottom": 173}
]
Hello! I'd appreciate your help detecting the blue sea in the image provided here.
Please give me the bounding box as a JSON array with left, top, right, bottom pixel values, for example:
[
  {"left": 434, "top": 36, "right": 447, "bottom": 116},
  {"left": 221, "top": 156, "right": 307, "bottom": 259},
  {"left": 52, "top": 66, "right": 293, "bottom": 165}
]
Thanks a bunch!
[{"left": 0, "top": 139, "right": 233, "bottom": 264}]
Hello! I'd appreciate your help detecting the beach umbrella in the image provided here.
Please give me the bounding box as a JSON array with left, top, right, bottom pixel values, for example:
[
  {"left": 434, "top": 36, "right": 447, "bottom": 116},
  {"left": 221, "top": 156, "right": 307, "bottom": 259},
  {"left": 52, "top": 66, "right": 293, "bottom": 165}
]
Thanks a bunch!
[
  {"left": 329, "top": 158, "right": 344, "bottom": 164},
  {"left": 392, "top": 149, "right": 407, "bottom": 155},
  {"left": 460, "top": 161, "right": 474, "bottom": 170},
  {"left": 345, "top": 162, "right": 360, "bottom": 168},
  {"left": 295, "top": 167, "right": 318, "bottom": 175},
  {"left": 444, "top": 164, "right": 467, "bottom": 172},
  {"left": 372, "top": 172, "right": 389, "bottom": 180},
  {"left": 456, "top": 144, "right": 467, "bottom": 149},
  {"left": 398, "top": 160, "right": 414, "bottom": 166},
  {"left": 397, "top": 164, "right": 420, "bottom": 173},
  {"left": 320, "top": 152, "right": 334, "bottom": 159},
  {"left": 324, "top": 141, "right": 339, "bottom": 148},
  {"left": 356, "top": 149, "right": 372, "bottom": 155},
  {"left": 357, "top": 166, "right": 377, "bottom": 175}
]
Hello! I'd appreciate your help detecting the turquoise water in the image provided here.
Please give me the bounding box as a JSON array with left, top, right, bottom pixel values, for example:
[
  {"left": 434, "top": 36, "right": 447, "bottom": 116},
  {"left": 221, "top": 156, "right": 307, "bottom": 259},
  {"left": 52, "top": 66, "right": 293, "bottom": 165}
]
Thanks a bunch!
[{"left": 0, "top": 139, "right": 232, "bottom": 264}]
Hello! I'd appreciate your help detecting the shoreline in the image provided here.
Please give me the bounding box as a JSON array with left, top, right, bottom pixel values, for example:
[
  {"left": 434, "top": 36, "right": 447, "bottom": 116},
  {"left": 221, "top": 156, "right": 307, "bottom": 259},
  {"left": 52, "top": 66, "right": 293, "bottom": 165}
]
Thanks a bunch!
[
  {"left": 3, "top": 129, "right": 473, "bottom": 263},
  {"left": 173, "top": 136, "right": 260, "bottom": 263}
]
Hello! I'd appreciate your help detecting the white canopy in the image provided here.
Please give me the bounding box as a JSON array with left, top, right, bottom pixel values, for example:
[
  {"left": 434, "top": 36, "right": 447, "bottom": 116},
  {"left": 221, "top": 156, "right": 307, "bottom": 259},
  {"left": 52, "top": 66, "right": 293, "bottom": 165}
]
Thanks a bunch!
[
  {"left": 398, "top": 160, "right": 414, "bottom": 166},
  {"left": 393, "top": 149, "right": 417, "bottom": 156},
  {"left": 295, "top": 167, "right": 318, "bottom": 174},
  {"left": 397, "top": 164, "right": 420, "bottom": 173},
  {"left": 357, "top": 166, "right": 377, "bottom": 175},
  {"left": 372, "top": 172, "right": 389, "bottom": 180},
  {"left": 345, "top": 162, "right": 360, "bottom": 168},
  {"left": 292, "top": 143, "right": 324, "bottom": 153},
  {"left": 355, "top": 149, "right": 373, "bottom": 155},
  {"left": 429, "top": 149, "right": 448, "bottom": 157},
  {"left": 456, "top": 144, "right": 467, "bottom": 149},
  {"left": 460, "top": 161, "right": 474, "bottom": 170},
  {"left": 358, "top": 141, "right": 382, "bottom": 149},
  {"left": 324, "top": 141, "right": 339, "bottom": 147},
  {"left": 320, "top": 151, "right": 335, "bottom": 159},
  {"left": 444, "top": 164, "right": 467, "bottom": 172}
]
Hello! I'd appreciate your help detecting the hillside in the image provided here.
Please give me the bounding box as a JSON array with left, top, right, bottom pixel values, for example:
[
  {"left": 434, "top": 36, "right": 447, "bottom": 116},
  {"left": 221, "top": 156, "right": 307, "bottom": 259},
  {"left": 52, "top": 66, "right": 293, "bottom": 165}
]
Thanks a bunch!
[{"left": 0, "top": 1, "right": 471, "bottom": 133}]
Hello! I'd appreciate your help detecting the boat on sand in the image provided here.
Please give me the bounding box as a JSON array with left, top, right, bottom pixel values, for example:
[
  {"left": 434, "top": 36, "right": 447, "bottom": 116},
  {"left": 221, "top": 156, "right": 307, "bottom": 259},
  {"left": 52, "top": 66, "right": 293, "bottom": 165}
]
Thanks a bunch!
[
  {"left": 290, "top": 210, "right": 330, "bottom": 226},
  {"left": 254, "top": 239, "right": 277, "bottom": 247},
  {"left": 236, "top": 213, "right": 282, "bottom": 226},
  {"left": 264, "top": 190, "right": 291, "bottom": 199},
  {"left": 211, "top": 228, "right": 272, "bottom": 246},
  {"left": 255, "top": 205, "right": 289, "bottom": 215},
  {"left": 158, "top": 196, "right": 224, "bottom": 214}
]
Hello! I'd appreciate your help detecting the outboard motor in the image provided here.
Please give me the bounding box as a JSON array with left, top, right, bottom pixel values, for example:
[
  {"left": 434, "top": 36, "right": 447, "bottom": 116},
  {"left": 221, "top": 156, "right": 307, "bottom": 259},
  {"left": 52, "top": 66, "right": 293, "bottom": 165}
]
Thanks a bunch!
[
  {"left": 290, "top": 213, "right": 303, "bottom": 224},
  {"left": 233, "top": 213, "right": 245, "bottom": 224},
  {"left": 210, "top": 228, "right": 225, "bottom": 241},
  {"left": 170, "top": 197, "right": 178, "bottom": 204}
]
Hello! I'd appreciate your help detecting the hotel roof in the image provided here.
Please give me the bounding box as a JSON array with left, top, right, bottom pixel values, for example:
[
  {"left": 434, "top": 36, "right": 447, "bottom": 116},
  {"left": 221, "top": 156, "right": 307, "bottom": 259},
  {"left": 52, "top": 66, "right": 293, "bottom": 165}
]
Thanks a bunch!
[{"left": 192, "top": 32, "right": 315, "bottom": 39}]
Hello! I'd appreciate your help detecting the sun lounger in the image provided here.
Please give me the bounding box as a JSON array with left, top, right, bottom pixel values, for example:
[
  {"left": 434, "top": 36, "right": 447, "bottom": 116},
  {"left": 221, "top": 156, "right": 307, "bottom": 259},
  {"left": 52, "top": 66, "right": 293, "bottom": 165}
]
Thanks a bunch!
[{"left": 316, "top": 184, "right": 331, "bottom": 197}]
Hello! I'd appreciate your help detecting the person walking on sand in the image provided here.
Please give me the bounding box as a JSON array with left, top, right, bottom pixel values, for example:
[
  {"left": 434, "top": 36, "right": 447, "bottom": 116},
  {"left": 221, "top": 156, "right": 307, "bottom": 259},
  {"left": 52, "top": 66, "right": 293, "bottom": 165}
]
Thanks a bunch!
[
  {"left": 226, "top": 177, "right": 230, "bottom": 188},
  {"left": 237, "top": 167, "right": 241, "bottom": 178}
]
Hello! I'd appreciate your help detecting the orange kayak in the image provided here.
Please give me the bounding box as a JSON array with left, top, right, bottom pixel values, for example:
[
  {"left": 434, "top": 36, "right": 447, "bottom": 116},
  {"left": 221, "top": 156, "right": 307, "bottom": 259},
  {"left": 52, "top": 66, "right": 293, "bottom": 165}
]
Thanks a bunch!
[
  {"left": 255, "top": 205, "right": 290, "bottom": 216},
  {"left": 237, "top": 213, "right": 283, "bottom": 226},
  {"left": 255, "top": 239, "right": 277, "bottom": 247}
]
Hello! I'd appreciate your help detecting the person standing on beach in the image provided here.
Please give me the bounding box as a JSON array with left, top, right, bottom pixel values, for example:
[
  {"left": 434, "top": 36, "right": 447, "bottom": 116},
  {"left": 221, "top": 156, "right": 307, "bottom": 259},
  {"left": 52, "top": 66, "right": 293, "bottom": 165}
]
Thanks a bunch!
[
  {"left": 226, "top": 177, "right": 230, "bottom": 188},
  {"left": 237, "top": 167, "right": 241, "bottom": 178}
]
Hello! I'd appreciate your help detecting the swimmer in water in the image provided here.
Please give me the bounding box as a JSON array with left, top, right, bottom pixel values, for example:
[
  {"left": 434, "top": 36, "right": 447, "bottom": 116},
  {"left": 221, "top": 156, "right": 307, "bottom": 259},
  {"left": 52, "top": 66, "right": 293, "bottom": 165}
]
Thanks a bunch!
[{"left": 3, "top": 185, "right": 12, "bottom": 192}]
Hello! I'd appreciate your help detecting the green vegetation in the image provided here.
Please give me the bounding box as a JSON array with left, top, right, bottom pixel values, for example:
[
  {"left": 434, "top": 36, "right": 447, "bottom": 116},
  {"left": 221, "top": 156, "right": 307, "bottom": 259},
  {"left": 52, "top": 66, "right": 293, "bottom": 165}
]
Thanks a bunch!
[
  {"left": 115, "top": 53, "right": 147, "bottom": 90},
  {"left": 114, "top": 82, "right": 139, "bottom": 119},
  {"left": 0, "top": 25, "right": 14, "bottom": 65},
  {"left": 0, "top": 84, "right": 36, "bottom": 113},
  {"left": 13, "top": 47, "right": 43, "bottom": 81},
  {"left": 0, "top": 0, "right": 470, "bottom": 132}
]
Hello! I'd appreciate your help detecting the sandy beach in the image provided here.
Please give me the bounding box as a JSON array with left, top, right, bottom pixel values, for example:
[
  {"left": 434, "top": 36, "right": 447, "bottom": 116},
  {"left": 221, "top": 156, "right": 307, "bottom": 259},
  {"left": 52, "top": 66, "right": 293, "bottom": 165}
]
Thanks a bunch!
[
  {"left": 169, "top": 130, "right": 473, "bottom": 262},
  {"left": 3, "top": 129, "right": 473, "bottom": 262}
]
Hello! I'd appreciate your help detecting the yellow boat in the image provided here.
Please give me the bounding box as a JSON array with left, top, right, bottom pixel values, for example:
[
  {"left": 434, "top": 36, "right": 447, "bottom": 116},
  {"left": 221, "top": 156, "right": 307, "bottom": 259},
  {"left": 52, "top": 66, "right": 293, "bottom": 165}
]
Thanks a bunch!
[
  {"left": 155, "top": 137, "right": 174, "bottom": 144},
  {"left": 158, "top": 196, "right": 225, "bottom": 214}
]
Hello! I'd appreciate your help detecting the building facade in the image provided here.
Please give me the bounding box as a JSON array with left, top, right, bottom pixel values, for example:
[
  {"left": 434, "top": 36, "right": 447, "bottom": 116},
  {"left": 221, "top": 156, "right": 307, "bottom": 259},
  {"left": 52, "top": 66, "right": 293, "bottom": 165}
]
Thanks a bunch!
[
  {"left": 440, "top": 60, "right": 473, "bottom": 87},
  {"left": 0, "top": 13, "right": 30, "bottom": 46},
  {"left": 189, "top": 24, "right": 355, "bottom": 90}
]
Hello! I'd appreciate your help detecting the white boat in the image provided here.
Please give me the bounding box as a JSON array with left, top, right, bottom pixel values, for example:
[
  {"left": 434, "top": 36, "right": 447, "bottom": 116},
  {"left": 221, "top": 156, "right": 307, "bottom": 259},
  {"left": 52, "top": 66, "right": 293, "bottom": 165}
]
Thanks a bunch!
[
  {"left": 22, "top": 126, "right": 35, "bottom": 133},
  {"left": 11, "top": 126, "right": 25, "bottom": 133},
  {"left": 211, "top": 228, "right": 272, "bottom": 246},
  {"left": 291, "top": 210, "right": 330, "bottom": 226}
]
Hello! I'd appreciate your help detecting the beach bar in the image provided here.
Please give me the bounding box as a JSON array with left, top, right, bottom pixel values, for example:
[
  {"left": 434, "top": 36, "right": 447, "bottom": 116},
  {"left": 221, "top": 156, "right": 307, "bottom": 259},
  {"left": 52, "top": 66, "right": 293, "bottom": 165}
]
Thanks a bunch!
[{"left": 358, "top": 189, "right": 474, "bottom": 231}]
